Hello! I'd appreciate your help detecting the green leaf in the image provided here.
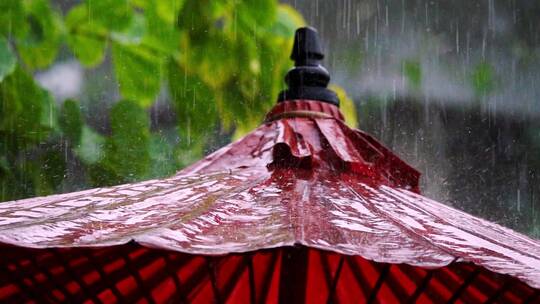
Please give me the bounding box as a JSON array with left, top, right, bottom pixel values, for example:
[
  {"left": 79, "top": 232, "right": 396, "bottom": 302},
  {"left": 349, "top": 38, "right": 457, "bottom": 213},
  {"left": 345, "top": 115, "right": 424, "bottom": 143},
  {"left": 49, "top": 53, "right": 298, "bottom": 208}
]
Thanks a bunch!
[
  {"left": 403, "top": 60, "right": 422, "bottom": 90},
  {"left": 0, "top": 160, "right": 33, "bottom": 201},
  {"left": 142, "top": 0, "right": 182, "bottom": 54},
  {"left": 84, "top": 0, "right": 133, "bottom": 31},
  {"left": 177, "top": 0, "right": 224, "bottom": 42},
  {"left": 185, "top": 34, "right": 237, "bottom": 89},
  {"left": 16, "top": 0, "right": 62, "bottom": 69},
  {"left": 168, "top": 59, "right": 218, "bottom": 143},
  {"left": 59, "top": 99, "right": 83, "bottom": 145},
  {"left": 0, "top": 37, "right": 16, "bottom": 82},
  {"left": 472, "top": 62, "right": 496, "bottom": 97},
  {"left": 0, "top": 66, "right": 57, "bottom": 151},
  {"left": 0, "top": 0, "right": 27, "bottom": 38},
  {"left": 236, "top": 0, "right": 277, "bottom": 30},
  {"left": 0, "top": 65, "right": 60, "bottom": 199},
  {"left": 148, "top": 130, "right": 178, "bottom": 178},
  {"left": 75, "top": 126, "right": 105, "bottom": 164},
  {"left": 257, "top": 40, "right": 288, "bottom": 107},
  {"left": 34, "top": 146, "right": 67, "bottom": 196},
  {"left": 65, "top": 4, "right": 108, "bottom": 67},
  {"left": 155, "top": 0, "right": 185, "bottom": 24},
  {"left": 112, "top": 42, "right": 162, "bottom": 107},
  {"left": 111, "top": 12, "right": 145, "bottom": 44},
  {"left": 97, "top": 100, "right": 151, "bottom": 184},
  {"left": 174, "top": 139, "right": 205, "bottom": 169},
  {"left": 270, "top": 4, "right": 306, "bottom": 37}
]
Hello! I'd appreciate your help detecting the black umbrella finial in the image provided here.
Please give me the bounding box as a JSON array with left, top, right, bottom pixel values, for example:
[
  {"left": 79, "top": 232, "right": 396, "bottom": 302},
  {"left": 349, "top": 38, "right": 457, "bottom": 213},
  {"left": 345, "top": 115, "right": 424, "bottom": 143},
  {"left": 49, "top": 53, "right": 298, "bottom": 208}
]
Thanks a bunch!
[
  {"left": 290, "top": 27, "right": 324, "bottom": 65},
  {"left": 277, "top": 27, "right": 339, "bottom": 106}
]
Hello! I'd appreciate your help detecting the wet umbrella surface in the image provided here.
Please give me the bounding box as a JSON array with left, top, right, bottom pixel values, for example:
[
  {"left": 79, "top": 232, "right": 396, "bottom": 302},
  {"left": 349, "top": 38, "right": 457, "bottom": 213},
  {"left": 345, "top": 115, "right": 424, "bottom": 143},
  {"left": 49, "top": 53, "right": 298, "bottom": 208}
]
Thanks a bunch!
[{"left": 0, "top": 27, "right": 539, "bottom": 303}]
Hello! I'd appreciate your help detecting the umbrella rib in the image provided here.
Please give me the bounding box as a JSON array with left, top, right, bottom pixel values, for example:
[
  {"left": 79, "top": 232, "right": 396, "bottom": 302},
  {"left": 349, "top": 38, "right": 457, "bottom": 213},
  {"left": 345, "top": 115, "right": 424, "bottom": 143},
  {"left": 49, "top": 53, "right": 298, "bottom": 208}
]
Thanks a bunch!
[
  {"left": 120, "top": 251, "right": 197, "bottom": 304},
  {"left": 41, "top": 248, "right": 111, "bottom": 302},
  {"left": 375, "top": 263, "right": 410, "bottom": 302},
  {"left": 258, "top": 251, "right": 279, "bottom": 304},
  {"left": 48, "top": 249, "right": 101, "bottom": 304},
  {"left": 206, "top": 257, "right": 222, "bottom": 304},
  {"left": 16, "top": 257, "right": 60, "bottom": 302},
  {"left": 470, "top": 269, "right": 527, "bottom": 302},
  {"left": 219, "top": 255, "right": 251, "bottom": 301},
  {"left": 345, "top": 256, "right": 373, "bottom": 301},
  {"left": 406, "top": 268, "right": 434, "bottom": 303},
  {"left": 502, "top": 275, "right": 540, "bottom": 301},
  {"left": 471, "top": 268, "right": 536, "bottom": 304},
  {"left": 401, "top": 263, "right": 452, "bottom": 303},
  {"left": 247, "top": 254, "right": 257, "bottom": 304},
  {"left": 434, "top": 264, "right": 476, "bottom": 303},
  {"left": 0, "top": 259, "right": 44, "bottom": 303},
  {"left": 160, "top": 252, "right": 189, "bottom": 304},
  {"left": 445, "top": 267, "right": 481, "bottom": 304},
  {"left": 85, "top": 247, "right": 194, "bottom": 303},
  {"left": 83, "top": 250, "right": 125, "bottom": 302},
  {"left": 120, "top": 248, "right": 156, "bottom": 304},
  {"left": 482, "top": 276, "right": 511, "bottom": 304},
  {"left": 443, "top": 263, "right": 497, "bottom": 303},
  {"left": 326, "top": 255, "right": 345, "bottom": 304},
  {"left": 27, "top": 250, "right": 77, "bottom": 303},
  {"left": 278, "top": 246, "right": 309, "bottom": 304},
  {"left": 170, "top": 257, "right": 211, "bottom": 302},
  {"left": 320, "top": 252, "right": 335, "bottom": 295},
  {"left": 69, "top": 247, "right": 152, "bottom": 303},
  {"left": 366, "top": 263, "right": 391, "bottom": 304}
]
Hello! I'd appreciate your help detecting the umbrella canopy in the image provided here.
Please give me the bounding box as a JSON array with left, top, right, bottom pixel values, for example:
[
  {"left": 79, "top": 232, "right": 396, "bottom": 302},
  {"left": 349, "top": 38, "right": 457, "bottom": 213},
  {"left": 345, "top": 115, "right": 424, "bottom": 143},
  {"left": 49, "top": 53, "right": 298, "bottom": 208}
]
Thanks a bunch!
[{"left": 1, "top": 27, "right": 540, "bottom": 303}]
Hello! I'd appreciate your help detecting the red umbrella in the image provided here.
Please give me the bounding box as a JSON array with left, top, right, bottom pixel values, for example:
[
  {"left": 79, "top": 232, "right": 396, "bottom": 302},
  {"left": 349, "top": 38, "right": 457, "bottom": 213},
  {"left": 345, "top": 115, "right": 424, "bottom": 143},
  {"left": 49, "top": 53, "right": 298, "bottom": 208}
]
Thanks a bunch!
[{"left": 0, "top": 27, "right": 539, "bottom": 303}]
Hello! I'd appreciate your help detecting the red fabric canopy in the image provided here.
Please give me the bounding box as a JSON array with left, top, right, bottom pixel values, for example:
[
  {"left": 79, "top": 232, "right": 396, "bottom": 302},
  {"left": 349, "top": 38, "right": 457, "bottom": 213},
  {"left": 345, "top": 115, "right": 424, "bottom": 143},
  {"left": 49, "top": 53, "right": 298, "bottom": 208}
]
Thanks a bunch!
[{"left": 0, "top": 100, "right": 539, "bottom": 303}]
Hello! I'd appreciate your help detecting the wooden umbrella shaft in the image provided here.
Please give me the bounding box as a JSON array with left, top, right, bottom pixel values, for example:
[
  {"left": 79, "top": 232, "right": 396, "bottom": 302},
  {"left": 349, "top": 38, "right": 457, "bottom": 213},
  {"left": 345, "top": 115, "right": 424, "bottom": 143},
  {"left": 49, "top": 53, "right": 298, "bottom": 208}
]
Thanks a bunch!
[{"left": 279, "top": 246, "right": 309, "bottom": 303}]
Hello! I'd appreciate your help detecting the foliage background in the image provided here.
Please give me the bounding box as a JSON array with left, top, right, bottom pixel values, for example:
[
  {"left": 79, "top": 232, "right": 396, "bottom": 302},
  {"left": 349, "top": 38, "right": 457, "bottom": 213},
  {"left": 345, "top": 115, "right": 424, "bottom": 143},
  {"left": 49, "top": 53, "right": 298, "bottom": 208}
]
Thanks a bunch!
[{"left": 0, "top": 0, "right": 356, "bottom": 201}]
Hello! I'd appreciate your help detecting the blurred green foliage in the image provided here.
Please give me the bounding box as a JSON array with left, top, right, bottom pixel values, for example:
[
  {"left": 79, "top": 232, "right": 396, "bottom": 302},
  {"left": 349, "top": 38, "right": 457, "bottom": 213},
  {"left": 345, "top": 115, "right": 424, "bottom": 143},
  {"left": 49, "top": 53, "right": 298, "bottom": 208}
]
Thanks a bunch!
[
  {"left": 0, "top": 0, "right": 340, "bottom": 201},
  {"left": 402, "top": 60, "right": 422, "bottom": 90},
  {"left": 471, "top": 62, "right": 496, "bottom": 97}
]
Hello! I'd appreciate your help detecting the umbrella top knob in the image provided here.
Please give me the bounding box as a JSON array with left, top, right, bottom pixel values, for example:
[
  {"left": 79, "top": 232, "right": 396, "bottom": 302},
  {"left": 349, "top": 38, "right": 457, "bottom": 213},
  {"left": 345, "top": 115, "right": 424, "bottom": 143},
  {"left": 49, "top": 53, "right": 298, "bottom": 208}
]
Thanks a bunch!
[
  {"left": 290, "top": 26, "right": 324, "bottom": 65},
  {"left": 277, "top": 27, "right": 340, "bottom": 106}
]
